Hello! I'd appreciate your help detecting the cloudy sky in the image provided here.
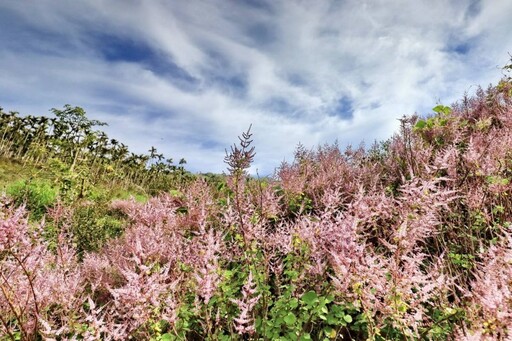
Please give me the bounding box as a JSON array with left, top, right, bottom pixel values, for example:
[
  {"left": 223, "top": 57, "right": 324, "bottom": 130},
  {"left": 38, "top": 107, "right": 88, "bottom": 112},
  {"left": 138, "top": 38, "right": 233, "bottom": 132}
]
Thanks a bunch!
[{"left": 0, "top": 1, "right": 511, "bottom": 175}]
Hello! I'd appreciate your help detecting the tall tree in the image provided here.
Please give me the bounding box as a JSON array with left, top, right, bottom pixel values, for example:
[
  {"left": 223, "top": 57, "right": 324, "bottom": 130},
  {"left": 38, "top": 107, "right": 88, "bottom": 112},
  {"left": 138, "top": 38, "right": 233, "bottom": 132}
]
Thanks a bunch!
[{"left": 50, "top": 105, "right": 107, "bottom": 171}]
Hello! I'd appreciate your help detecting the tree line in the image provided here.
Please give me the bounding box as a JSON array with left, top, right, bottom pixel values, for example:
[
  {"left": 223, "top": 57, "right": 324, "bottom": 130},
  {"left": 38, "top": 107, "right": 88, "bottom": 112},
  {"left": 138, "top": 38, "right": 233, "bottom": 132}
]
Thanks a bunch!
[{"left": 0, "top": 104, "right": 192, "bottom": 194}]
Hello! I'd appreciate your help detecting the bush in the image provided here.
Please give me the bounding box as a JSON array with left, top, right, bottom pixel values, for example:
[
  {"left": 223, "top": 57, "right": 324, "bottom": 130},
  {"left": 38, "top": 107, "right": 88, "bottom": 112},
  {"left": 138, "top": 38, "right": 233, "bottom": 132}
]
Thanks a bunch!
[
  {"left": 60, "top": 201, "right": 125, "bottom": 256},
  {"left": 43, "top": 199, "right": 126, "bottom": 257},
  {"left": 6, "top": 179, "right": 58, "bottom": 220}
]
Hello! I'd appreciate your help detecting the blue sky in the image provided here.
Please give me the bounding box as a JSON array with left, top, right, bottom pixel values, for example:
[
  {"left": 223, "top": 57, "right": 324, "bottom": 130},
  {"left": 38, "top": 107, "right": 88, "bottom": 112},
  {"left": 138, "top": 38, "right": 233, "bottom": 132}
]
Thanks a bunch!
[{"left": 1, "top": 1, "right": 511, "bottom": 175}]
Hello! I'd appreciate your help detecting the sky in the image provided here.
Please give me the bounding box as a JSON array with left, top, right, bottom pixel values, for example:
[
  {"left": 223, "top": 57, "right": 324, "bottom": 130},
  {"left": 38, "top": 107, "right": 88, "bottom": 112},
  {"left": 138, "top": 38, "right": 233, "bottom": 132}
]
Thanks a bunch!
[{"left": 1, "top": 1, "right": 511, "bottom": 175}]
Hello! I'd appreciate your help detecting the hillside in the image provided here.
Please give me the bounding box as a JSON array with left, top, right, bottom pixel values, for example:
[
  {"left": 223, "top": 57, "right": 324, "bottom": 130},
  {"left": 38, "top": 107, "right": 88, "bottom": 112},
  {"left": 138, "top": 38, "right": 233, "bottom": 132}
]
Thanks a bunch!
[{"left": 1, "top": 61, "right": 512, "bottom": 340}]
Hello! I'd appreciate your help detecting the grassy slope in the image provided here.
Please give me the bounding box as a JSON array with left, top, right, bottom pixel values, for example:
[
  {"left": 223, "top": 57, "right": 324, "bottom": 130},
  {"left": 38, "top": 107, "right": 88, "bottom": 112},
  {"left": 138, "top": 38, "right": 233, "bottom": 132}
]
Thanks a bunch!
[
  {"left": 0, "top": 156, "right": 147, "bottom": 202},
  {"left": 0, "top": 157, "right": 36, "bottom": 191}
]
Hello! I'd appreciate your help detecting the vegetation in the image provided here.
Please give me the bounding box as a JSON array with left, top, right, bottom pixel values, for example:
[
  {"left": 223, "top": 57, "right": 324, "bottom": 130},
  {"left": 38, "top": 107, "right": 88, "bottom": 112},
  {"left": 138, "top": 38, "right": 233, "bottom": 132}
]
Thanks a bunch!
[
  {"left": 0, "top": 104, "right": 193, "bottom": 198},
  {"left": 1, "top": 60, "right": 512, "bottom": 340}
]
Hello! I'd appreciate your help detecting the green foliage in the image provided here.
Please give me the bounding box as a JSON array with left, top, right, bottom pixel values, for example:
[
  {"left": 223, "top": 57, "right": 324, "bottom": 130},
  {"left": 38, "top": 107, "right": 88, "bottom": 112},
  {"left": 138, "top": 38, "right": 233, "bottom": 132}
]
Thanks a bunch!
[
  {"left": 422, "top": 307, "right": 465, "bottom": 340},
  {"left": 42, "top": 197, "right": 126, "bottom": 256},
  {"left": 414, "top": 114, "right": 450, "bottom": 133},
  {"left": 273, "top": 186, "right": 314, "bottom": 217},
  {"left": 159, "top": 234, "right": 363, "bottom": 340},
  {"left": 413, "top": 105, "right": 456, "bottom": 148},
  {"left": 0, "top": 105, "right": 193, "bottom": 199},
  {"left": 250, "top": 242, "right": 362, "bottom": 341},
  {"left": 260, "top": 287, "right": 359, "bottom": 340},
  {"left": 449, "top": 252, "right": 475, "bottom": 270},
  {"left": 7, "top": 179, "right": 58, "bottom": 220},
  {"left": 68, "top": 203, "right": 124, "bottom": 255},
  {"left": 414, "top": 106, "right": 451, "bottom": 127},
  {"left": 432, "top": 104, "right": 452, "bottom": 116},
  {"left": 0, "top": 157, "right": 33, "bottom": 191},
  {"left": 287, "top": 192, "right": 313, "bottom": 216},
  {"left": 486, "top": 175, "right": 510, "bottom": 186}
]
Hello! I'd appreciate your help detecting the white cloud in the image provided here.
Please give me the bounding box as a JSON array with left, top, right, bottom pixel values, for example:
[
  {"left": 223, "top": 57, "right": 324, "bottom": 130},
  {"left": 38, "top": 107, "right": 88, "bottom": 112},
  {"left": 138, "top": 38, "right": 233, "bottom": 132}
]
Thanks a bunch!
[{"left": 0, "top": 0, "right": 511, "bottom": 174}]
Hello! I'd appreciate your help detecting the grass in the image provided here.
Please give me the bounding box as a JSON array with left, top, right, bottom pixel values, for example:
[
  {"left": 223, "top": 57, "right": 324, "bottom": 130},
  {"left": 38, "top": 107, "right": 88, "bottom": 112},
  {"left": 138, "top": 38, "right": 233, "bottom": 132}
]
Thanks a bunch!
[
  {"left": 0, "top": 157, "right": 147, "bottom": 200},
  {"left": 0, "top": 157, "right": 36, "bottom": 191}
]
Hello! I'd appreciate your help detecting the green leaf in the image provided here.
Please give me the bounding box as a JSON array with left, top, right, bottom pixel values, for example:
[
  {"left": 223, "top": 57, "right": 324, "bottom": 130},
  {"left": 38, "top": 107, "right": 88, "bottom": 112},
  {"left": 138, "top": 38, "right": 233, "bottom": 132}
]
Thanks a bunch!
[
  {"left": 287, "top": 332, "right": 297, "bottom": 340},
  {"left": 327, "top": 314, "right": 337, "bottom": 325},
  {"left": 160, "top": 334, "right": 173, "bottom": 341},
  {"left": 300, "top": 333, "right": 312, "bottom": 341},
  {"left": 343, "top": 314, "right": 353, "bottom": 323},
  {"left": 323, "top": 327, "right": 337, "bottom": 339},
  {"left": 432, "top": 104, "right": 452, "bottom": 115},
  {"left": 284, "top": 312, "right": 297, "bottom": 325},
  {"left": 255, "top": 317, "right": 262, "bottom": 329},
  {"left": 415, "top": 120, "right": 427, "bottom": 129},
  {"left": 169, "top": 189, "right": 183, "bottom": 197},
  {"left": 302, "top": 291, "right": 318, "bottom": 305},
  {"left": 289, "top": 297, "right": 299, "bottom": 309},
  {"left": 285, "top": 270, "right": 299, "bottom": 280},
  {"left": 330, "top": 304, "right": 342, "bottom": 315}
]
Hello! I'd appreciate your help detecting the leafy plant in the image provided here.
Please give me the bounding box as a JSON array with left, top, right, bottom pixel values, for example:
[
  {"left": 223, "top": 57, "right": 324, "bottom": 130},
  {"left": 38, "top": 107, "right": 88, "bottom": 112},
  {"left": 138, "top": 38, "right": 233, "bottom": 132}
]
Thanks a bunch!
[{"left": 7, "top": 179, "right": 58, "bottom": 220}]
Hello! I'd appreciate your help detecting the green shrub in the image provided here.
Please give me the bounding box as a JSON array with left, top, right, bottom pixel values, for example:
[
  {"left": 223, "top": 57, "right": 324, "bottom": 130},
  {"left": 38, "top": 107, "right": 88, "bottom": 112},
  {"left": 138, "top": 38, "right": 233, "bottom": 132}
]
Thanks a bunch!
[
  {"left": 69, "top": 203, "right": 124, "bottom": 256},
  {"left": 7, "top": 179, "right": 58, "bottom": 220}
]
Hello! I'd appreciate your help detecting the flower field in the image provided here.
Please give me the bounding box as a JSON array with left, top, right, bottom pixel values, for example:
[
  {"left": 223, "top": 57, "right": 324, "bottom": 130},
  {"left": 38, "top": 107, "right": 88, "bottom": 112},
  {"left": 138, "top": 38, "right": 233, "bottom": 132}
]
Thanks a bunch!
[{"left": 2, "top": 68, "right": 512, "bottom": 340}]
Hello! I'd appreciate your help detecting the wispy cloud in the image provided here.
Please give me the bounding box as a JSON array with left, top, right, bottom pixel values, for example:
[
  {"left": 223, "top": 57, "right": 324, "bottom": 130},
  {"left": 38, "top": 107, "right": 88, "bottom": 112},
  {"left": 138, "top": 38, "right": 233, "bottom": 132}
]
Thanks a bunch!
[{"left": 1, "top": 0, "right": 511, "bottom": 174}]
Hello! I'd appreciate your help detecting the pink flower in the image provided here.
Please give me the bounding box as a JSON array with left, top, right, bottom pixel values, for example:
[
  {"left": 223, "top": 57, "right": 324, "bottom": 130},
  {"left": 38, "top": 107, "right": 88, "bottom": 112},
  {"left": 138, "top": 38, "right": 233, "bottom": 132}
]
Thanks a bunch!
[{"left": 231, "top": 272, "right": 260, "bottom": 335}]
